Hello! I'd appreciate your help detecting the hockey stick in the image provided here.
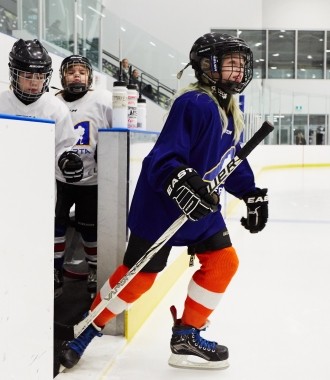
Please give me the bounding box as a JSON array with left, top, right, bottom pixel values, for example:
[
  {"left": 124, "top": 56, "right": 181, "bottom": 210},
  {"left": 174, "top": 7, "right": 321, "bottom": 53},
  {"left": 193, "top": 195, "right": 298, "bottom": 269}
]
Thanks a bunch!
[{"left": 54, "top": 120, "right": 274, "bottom": 340}]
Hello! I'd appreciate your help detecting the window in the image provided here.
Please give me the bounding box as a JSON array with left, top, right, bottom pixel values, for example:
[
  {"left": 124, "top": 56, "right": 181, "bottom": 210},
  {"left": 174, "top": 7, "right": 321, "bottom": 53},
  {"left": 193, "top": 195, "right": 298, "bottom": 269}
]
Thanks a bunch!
[
  {"left": 210, "top": 29, "right": 238, "bottom": 37},
  {"left": 239, "top": 30, "right": 266, "bottom": 79},
  {"left": 309, "top": 115, "right": 326, "bottom": 145},
  {"left": 268, "top": 30, "right": 295, "bottom": 79},
  {"left": 297, "top": 31, "right": 324, "bottom": 79},
  {"left": 326, "top": 31, "right": 330, "bottom": 79}
]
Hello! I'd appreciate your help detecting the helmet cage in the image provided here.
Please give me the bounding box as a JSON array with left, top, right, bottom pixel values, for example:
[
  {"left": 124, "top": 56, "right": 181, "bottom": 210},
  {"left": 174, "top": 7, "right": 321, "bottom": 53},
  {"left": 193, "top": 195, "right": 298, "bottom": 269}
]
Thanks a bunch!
[
  {"left": 60, "top": 55, "right": 93, "bottom": 94},
  {"left": 190, "top": 34, "right": 253, "bottom": 95},
  {"left": 9, "top": 68, "right": 52, "bottom": 102}
]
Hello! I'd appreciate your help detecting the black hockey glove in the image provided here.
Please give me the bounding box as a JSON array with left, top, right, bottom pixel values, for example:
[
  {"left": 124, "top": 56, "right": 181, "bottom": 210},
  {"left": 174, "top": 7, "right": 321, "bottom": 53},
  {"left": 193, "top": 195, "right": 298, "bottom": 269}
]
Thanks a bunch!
[
  {"left": 58, "top": 151, "right": 84, "bottom": 183},
  {"left": 241, "top": 188, "right": 268, "bottom": 233},
  {"left": 165, "top": 167, "right": 219, "bottom": 222}
]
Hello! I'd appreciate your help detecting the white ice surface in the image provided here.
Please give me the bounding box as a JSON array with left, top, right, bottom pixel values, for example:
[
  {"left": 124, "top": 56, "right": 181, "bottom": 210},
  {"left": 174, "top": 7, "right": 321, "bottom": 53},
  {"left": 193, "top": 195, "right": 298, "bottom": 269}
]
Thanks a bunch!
[{"left": 56, "top": 167, "right": 330, "bottom": 380}]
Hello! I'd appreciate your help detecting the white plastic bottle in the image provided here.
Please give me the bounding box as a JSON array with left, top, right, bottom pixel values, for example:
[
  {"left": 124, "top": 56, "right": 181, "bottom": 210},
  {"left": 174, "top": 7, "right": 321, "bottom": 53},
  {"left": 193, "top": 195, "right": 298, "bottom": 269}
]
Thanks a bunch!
[
  {"left": 112, "top": 81, "right": 128, "bottom": 128},
  {"left": 137, "top": 97, "right": 147, "bottom": 130},
  {"left": 127, "top": 84, "right": 138, "bottom": 129}
]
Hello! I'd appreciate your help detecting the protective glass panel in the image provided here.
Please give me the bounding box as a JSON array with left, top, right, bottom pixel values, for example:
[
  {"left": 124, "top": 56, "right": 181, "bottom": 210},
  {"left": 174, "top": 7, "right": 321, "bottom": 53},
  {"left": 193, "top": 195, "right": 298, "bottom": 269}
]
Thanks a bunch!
[
  {"left": 45, "top": 0, "right": 74, "bottom": 53},
  {"left": 22, "top": 0, "right": 38, "bottom": 38}
]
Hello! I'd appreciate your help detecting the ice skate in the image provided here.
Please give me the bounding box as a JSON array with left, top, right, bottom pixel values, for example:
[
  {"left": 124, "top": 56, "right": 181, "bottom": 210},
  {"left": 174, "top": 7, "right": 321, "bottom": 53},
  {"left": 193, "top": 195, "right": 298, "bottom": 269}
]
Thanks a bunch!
[
  {"left": 59, "top": 321, "right": 102, "bottom": 369},
  {"left": 87, "top": 265, "right": 97, "bottom": 298},
  {"left": 168, "top": 305, "right": 229, "bottom": 370},
  {"left": 54, "top": 268, "right": 63, "bottom": 299}
]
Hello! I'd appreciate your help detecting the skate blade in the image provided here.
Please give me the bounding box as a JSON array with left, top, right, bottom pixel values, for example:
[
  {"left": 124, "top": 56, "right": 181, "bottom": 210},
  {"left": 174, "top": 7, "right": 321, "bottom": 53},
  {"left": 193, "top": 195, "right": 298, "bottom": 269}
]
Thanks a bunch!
[{"left": 168, "top": 353, "right": 229, "bottom": 370}]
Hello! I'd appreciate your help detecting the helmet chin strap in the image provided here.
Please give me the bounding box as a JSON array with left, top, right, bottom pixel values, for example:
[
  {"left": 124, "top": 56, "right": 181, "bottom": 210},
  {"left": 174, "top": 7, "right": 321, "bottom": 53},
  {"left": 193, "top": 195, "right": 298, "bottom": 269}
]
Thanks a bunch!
[
  {"left": 201, "top": 72, "right": 227, "bottom": 98},
  {"left": 178, "top": 63, "right": 232, "bottom": 110},
  {"left": 200, "top": 72, "right": 232, "bottom": 109},
  {"left": 210, "top": 85, "right": 231, "bottom": 111}
]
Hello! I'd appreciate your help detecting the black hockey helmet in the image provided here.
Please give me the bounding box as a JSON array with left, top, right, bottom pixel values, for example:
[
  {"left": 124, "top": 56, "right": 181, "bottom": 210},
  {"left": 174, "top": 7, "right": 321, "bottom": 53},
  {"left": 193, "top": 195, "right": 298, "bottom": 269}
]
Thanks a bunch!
[
  {"left": 189, "top": 33, "right": 253, "bottom": 95},
  {"left": 60, "top": 54, "right": 93, "bottom": 94},
  {"left": 8, "top": 39, "right": 53, "bottom": 102}
]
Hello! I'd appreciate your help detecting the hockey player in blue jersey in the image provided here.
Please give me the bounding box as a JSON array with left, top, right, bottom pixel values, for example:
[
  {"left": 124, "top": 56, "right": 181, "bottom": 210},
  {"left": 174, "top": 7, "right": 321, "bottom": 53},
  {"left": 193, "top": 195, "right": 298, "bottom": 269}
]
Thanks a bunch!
[{"left": 59, "top": 32, "right": 268, "bottom": 370}]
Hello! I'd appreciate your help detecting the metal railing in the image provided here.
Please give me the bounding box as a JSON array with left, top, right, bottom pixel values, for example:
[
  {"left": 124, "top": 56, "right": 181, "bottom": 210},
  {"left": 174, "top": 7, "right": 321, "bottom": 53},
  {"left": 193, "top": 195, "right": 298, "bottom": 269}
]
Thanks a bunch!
[{"left": 102, "top": 49, "right": 175, "bottom": 109}]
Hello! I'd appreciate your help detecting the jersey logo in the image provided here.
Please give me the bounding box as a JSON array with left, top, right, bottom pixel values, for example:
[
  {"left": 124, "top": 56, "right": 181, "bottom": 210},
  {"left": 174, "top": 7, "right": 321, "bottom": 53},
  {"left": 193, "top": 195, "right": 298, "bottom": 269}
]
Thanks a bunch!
[
  {"left": 73, "top": 121, "right": 90, "bottom": 145},
  {"left": 203, "top": 146, "right": 236, "bottom": 183}
]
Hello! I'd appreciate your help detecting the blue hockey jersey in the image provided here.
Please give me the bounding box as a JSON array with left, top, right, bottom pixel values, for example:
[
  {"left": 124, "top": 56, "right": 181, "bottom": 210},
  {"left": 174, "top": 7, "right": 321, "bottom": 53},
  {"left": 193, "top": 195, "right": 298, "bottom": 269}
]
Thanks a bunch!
[{"left": 128, "top": 90, "right": 256, "bottom": 246}]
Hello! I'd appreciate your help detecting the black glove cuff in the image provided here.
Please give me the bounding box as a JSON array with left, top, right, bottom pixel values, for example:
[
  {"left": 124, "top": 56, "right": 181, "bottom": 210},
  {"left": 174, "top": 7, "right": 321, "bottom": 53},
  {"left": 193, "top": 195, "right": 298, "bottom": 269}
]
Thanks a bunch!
[
  {"left": 165, "top": 166, "right": 197, "bottom": 197},
  {"left": 242, "top": 187, "right": 268, "bottom": 206}
]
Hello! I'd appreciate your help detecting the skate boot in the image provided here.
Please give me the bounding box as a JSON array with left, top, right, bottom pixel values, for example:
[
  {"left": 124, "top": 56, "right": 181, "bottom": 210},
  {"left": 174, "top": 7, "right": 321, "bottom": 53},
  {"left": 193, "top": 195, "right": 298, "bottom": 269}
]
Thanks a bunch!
[
  {"left": 59, "top": 321, "right": 102, "bottom": 369},
  {"left": 168, "top": 305, "right": 229, "bottom": 369},
  {"left": 87, "top": 265, "right": 97, "bottom": 298},
  {"left": 54, "top": 268, "right": 63, "bottom": 299}
]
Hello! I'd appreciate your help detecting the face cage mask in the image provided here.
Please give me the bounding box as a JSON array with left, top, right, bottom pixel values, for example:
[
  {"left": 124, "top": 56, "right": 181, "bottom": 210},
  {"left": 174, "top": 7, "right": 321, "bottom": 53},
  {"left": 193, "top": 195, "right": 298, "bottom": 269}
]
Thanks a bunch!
[
  {"left": 201, "top": 50, "right": 253, "bottom": 96},
  {"left": 61, "top": 62, "right": 92, "bottom": 94},
  {"left": 10, "top": 68, "right": 52, "bottom": 102}
]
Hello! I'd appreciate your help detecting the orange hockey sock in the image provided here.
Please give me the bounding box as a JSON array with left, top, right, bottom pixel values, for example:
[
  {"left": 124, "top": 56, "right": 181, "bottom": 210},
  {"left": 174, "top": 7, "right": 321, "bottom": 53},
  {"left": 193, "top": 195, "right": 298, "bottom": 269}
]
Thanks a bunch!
[
  {"left": 92, "top": 264, "right": 157, "bottom": 327},
  {"left": 182, "top": 247, "right": 239, "bottom": 328}
]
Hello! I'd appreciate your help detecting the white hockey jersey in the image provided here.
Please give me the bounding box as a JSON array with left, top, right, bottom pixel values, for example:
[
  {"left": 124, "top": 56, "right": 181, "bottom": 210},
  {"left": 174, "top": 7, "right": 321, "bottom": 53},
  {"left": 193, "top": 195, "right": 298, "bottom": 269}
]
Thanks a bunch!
[
  {"left": 0, "top": 90, "right": 78, "bottom": 183},
  {"left": 56, "top": 89, "right": 112, "bottom": 186}
]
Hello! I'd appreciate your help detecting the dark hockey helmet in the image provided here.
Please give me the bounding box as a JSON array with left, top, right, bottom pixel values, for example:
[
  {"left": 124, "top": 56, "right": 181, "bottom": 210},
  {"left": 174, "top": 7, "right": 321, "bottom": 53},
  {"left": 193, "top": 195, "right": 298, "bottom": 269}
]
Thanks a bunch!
[
  {"left": 190, "top": 33, "right": 253, "bottom": 95},
  {"left": 8, "top": 39, "right": 53, "bottom": 102},
  {"left": 60, "top": 55, "right": 93, "bottom": 94}
]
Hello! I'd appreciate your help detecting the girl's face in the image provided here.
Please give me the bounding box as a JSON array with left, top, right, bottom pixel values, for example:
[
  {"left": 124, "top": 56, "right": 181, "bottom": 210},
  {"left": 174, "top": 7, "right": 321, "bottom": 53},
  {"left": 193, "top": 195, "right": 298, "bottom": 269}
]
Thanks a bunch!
[
  {"left": 18, "top": 71, "right": 45, "bottom": 95},
  {"left": 203, "top": 53, "right": 245, "bottom": 84},
  {"left": 221, "top": 53, "right": 245, "bottom": 83},
  {"left": 64, "top": 64, "right": 89, "bottom": 86}
]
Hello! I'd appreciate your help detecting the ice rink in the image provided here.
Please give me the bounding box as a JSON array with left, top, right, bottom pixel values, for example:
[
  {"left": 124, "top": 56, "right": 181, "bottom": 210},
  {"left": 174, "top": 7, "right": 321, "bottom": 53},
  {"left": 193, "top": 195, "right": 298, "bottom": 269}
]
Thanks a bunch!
[{"left": 56, "top": 166, "right": 330, "bottom": 380}]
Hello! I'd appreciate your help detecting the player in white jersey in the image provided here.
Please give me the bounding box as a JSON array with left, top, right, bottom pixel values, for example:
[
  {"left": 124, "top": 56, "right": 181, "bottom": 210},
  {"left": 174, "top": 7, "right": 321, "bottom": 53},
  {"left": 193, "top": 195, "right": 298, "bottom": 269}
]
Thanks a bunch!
[
  {"left": 0, "top": 39, "right": 83, "bottom": 299},
  {"left": 54, "top": 55, "right": 112, "bottom": 297}
]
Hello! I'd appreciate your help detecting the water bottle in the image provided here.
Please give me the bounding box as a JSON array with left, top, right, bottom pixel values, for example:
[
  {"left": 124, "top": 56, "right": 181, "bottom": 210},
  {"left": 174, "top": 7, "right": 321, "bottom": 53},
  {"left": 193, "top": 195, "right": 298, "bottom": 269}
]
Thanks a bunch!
[
  {"left": 137, "top": 97, "right": 147, "bottom": 130},
  {"left": 127, "top": 84, "right": 138, "bottom": 129},
  {"left": 112, "top": 80, "right": 128, "bottom": 128}
]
